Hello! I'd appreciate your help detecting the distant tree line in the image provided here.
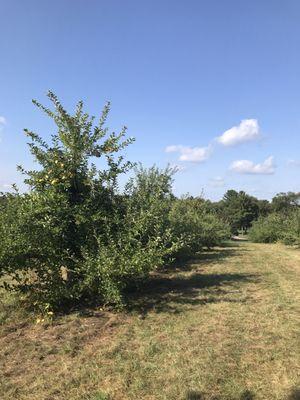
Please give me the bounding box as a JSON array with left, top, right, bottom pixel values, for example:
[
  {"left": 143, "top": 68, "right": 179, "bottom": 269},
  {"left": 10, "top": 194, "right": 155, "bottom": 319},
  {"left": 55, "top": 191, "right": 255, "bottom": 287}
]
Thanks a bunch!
[{"left": 208, "top": 190, "right": 300, "bottom": 237}]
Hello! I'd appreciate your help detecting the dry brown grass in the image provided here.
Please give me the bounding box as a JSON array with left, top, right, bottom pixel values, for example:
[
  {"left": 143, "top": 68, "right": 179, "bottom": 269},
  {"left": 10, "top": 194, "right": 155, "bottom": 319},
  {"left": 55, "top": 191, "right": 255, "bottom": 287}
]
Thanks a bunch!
[{"left": 0, "top": 242, "right": 299, "bottom": 400}]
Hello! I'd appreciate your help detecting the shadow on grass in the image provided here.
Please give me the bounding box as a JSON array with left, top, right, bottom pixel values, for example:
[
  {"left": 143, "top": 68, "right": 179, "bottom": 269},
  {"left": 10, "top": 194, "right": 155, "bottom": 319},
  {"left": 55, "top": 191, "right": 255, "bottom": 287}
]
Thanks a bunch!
[
  {"left": 167, "top": 244, "right": 246, "bottom": 273},
  {"left": 185, "top": 390, "right": 204, "bottom": 400},
  {"left": 185, "top": 387, "right": 300, "bottom": 399},
  {"left": 185, "top": 389, "right": 256, "bottom": 399},
  {"left": 288, "top": 388, "right": 300, "bottom": 400},
  {"left": 126, "top": 245, "right": 258, "bottom": 316}
]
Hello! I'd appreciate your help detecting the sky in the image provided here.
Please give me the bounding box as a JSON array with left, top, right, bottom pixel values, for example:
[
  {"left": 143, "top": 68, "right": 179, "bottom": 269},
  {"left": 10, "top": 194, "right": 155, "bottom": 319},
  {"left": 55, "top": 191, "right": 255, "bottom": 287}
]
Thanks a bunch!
[{"left": 0, "top": 0, "right": 300, "bottom": 200}]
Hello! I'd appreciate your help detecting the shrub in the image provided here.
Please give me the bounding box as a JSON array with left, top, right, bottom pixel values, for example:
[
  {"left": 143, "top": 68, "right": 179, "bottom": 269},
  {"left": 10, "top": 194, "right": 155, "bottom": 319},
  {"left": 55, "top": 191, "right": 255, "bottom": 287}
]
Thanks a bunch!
[
  {"left": 79, "top": 165, "right": 181, "bottom": 306},
  {"left": 0, "top": 93, "right": 162, "bottom": 309},
  {"left": 0, "top": 92, "right": 231, "bottom": 311},
  {"left": 248, "top": 213, "right": 284, "bottom": 243},
  {"left": 281, "top": 209, "right": 300, "bottom": 245},
  {"left": 248, "top": 210, "right": 300, "bottom": 245},
  {"left": 0, "top": 96, "right": 180, "bottom": 309},
  {"left": 124, "top": 164, "right": 178, "bottom": 247},
  {"left": 169, "top": 197, "right": 230, "bottom": 257}
]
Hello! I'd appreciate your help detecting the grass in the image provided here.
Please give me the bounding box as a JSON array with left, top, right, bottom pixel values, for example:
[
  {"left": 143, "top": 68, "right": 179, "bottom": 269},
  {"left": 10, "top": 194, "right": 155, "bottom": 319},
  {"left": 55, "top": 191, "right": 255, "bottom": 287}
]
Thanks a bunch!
[{"left": 0, "top": 241, "right": 299, "bottom": 399}]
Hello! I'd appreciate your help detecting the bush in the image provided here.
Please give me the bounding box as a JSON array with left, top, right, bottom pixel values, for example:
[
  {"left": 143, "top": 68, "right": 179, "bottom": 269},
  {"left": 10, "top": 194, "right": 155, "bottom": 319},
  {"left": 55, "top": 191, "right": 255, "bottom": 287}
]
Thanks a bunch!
[
  {"left": 0, "top": 93, "right": 177, "bottom": 310},
  {"left": 169, "top": 197, "right": 230, "bottom": 257},
  {"left": 0, "top": 92, "right": 231, "bottom": 311},
  {"left": 248, "top": 213, "right": 284, "bottom": 243},
  {"left": 281, "top": 209, "right": 300, "bottom": 245},
  {"left": 248, "top": 210, "right": 300, "bottom": 245},
  {"left": 79, "top": 165, "right": 180, "bottom": 306}
]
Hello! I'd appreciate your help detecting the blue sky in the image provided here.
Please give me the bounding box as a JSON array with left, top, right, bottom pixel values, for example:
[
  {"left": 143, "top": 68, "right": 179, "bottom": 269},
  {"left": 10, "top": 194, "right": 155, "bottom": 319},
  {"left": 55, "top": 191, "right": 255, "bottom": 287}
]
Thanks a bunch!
[{"left": 0, "top": 0, "right": 300, "bottom": 200}]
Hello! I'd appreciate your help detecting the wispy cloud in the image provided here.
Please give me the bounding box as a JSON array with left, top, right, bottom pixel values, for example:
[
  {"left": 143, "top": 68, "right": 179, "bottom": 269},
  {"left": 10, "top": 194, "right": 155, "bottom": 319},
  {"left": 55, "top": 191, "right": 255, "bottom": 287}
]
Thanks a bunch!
[
  {"left": 217, "top": 119, "right": 260, "bottom": 147},
  {"left": 287, "top": 159, "right": 300, "bottom": 167},
  {"left": 0, "top": 116, "right": 6, "bottom": 135},
  {"left": 165, "top": 145, "right": 212, "bottom": 163},
  {"left": 0, "top": 116, "right": 6, "bottom": 141},
  {"left": 230, "top": 156, "right": 275, "bottom": 175},
  {"left": 209, "top": 176, "right": 225, "bottom": 187}
]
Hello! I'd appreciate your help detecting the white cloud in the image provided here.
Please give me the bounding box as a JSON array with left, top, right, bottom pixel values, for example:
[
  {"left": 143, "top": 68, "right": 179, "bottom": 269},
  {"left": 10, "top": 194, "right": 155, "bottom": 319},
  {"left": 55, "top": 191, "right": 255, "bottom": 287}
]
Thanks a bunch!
[
  {"left": 209, "top": 176, "right": 225, "bottom": 187},
  {"left": 230, "top": 156, "right": 275, "bottom": 175},
  {"left": 165, "top": 145, "right": 212, "bottom": 163},
  {"left": 0, "top": 116, "right": 6, "bottom": 139},
  {"left": 217, "top": 119, "right": 260, "bottom": 146},
  {"left": 287, "top": 159, "right": 300, "bottom": 167},
  {"left": 165, "top": 145, "right": 180, "bottom": 153}
]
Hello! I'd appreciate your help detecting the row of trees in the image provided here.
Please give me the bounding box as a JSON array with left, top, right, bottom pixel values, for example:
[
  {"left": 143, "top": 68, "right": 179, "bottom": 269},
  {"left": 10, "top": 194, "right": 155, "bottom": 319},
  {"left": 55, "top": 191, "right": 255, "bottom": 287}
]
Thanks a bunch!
[
  {"left": 213, "top": 189, "right": 300, "bottom": 245},
  {"left": 0, "top": 93, "right": 229, "bottom": 311},
  {"left": 206, "top": 190, "right": 299, "bottom": 238},
  {"left": 248, "top": 192, "right": 300, "bottom": 245},
  {"left": 0, "top": 93, "right": 298, "bottom": 311}
]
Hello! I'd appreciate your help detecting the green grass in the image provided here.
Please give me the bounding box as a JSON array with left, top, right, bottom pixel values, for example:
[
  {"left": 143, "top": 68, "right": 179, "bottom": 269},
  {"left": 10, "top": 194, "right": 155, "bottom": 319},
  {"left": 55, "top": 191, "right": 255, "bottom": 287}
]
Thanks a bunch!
[{"left": 0, "top": 242, "right": 299, "bottom": 399}]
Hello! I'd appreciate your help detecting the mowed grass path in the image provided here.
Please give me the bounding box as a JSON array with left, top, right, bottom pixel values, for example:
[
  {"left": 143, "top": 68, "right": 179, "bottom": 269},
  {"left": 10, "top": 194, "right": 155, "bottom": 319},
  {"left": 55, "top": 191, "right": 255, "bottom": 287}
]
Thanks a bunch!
[{"left": 0, "top": 242, "right": 299, "bottom": 400}]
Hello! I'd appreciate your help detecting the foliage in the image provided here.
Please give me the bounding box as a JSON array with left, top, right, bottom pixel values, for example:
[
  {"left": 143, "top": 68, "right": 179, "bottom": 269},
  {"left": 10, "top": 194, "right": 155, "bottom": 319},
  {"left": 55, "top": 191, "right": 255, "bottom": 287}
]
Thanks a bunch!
[
  {"left": 271, "top": 191, "right": 300, "bottom": 213},
  {"left": 248, "top": 209, "right": 300, "bottom": 245},
  {"left": 218, "top": 190, "right": 259, "bottom": 234},
  {"left": 124, "top": 164, "right": 176, "bottom": 247},
  {"left": 256, "top": 199, "right": 272, "bottom": 217},
  {"left": 0, "top": 92, "right": 234, "bottom": 311},
  {"left": 80, "top": 165, "right": 180, "bottom": 305},
  {"left": 169, "top": 197, "right": 230, "bottom": 257},
  {"left": 248, "top": 213, "right": 286, "bottom": 243},
  {"left": 0, "top": 92, "right": 174, "bottom": 309},
  {"left": 248, "top": 191, "right": 300, "bottom": 245}
]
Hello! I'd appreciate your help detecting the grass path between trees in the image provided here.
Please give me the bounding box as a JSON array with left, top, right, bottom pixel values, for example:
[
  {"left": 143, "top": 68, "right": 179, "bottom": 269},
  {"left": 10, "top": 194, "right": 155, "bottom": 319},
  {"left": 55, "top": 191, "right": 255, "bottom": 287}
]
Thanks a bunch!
[{"left": 0, "top": 242, "right": 299, "bottom": 400}]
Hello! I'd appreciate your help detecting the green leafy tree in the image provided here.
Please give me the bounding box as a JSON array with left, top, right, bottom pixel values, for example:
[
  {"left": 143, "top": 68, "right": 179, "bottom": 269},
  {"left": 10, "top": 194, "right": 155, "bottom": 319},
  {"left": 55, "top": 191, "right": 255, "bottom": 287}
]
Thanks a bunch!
[
  {"left": 220, "top": 190, "right": 259, "bottom": 234},
  {"left": 256, "top": 199, "right": 272, "bottom": 217},
  {"left": 0, "top": 93, "right": 185, "bottom": 310},
  {"left": 0, "top": 91, "right": 135, "bottom": 309},
  {"left": 169, "top": 196, "right": 230, "bottom": 256},
  {"left": 124, "top": 164, "right": 176, "bottom": 244},
  {"left": 271, "top": 192, "right": 300, "bottom": 213}
]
